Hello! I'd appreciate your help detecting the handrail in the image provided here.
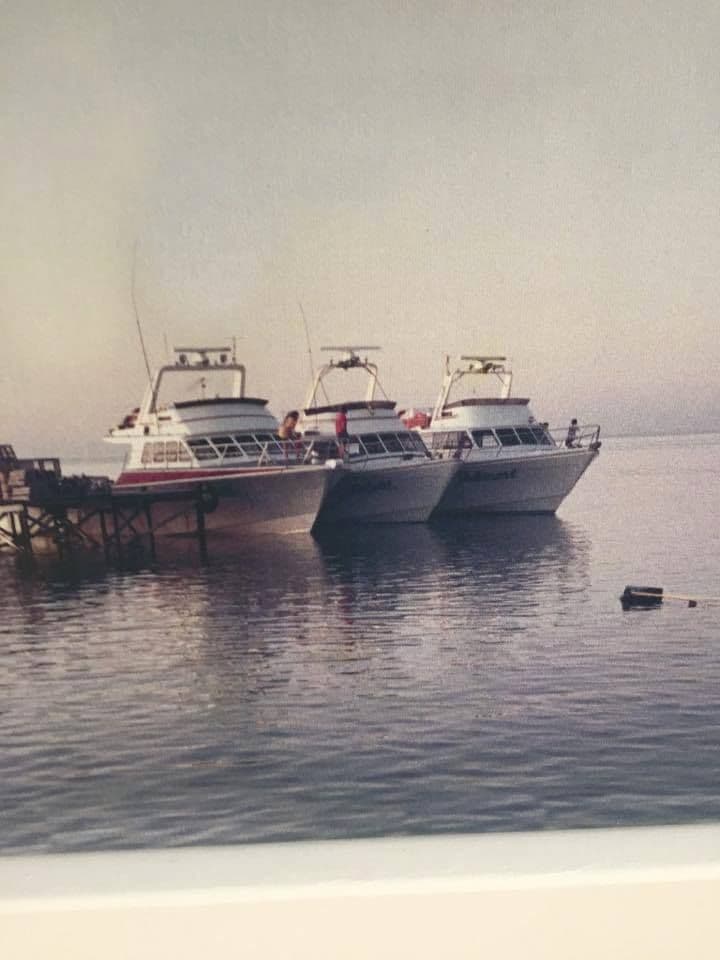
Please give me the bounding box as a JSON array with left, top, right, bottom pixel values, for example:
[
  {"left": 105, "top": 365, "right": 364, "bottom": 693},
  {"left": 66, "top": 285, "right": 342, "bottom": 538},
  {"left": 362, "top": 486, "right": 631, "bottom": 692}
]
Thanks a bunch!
[
  {"left": 179, "top": 432, "right": 433, "bottom": 470},
  {"left": 428, "top": 424, "right": 601, "bottom": 462}
]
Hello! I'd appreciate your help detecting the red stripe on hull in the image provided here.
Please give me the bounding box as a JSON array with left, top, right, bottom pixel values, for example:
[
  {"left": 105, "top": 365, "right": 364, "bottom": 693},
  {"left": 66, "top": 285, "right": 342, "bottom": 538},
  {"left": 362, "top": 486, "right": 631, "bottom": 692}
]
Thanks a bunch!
[{"left": 115, "top": 467, "right": 288, "bottom": 486}]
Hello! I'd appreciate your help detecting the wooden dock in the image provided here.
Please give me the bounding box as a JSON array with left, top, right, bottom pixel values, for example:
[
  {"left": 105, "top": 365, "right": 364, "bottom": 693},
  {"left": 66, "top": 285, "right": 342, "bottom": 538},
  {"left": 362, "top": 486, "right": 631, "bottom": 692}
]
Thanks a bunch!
[
  {"left": 0, "top": 488, "right": 214, "bottom": 562},
  {"left": 1, "top": 445, "right": 211, "bottom": 562}
]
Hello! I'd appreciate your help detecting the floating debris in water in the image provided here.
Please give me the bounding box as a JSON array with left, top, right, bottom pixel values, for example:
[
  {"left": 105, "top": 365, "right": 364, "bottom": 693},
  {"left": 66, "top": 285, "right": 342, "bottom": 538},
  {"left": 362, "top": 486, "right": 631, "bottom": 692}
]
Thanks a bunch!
[{"left": 619, "top": 585, "right": 720, "bottom": 610}]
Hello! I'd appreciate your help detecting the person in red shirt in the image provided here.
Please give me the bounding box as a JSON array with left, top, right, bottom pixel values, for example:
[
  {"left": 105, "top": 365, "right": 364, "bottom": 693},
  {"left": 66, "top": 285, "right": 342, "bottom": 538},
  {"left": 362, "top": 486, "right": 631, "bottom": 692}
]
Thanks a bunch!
[{"left": 335, "top": 405, "right": 349, "bottom": 458}]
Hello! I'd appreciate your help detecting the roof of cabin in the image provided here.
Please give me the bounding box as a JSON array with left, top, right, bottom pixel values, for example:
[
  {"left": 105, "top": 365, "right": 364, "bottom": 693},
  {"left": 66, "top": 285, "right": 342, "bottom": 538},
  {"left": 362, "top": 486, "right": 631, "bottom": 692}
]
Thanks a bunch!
[
  {"left": 443, "top": 398, "right": 529, "bottom": 409},
  {"left": 173, "top": 397, "right": 268, "bottom": 410},
  {"left": 303, "top": 400, "right": 396, "bottom": 415}
]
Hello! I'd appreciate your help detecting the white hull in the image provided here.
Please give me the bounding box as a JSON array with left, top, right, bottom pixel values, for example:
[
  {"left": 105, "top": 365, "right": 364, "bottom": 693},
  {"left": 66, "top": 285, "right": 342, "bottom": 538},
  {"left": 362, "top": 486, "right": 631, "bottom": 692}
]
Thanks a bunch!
[
  {"left": 109, "top": 467, "right": 338, "bottom": 538},
  {"left": 315, "top": 459, "right": 458, "bottom": 525},
  {"left": 434, "top": 448, "right": 597, "bottom": 515}
]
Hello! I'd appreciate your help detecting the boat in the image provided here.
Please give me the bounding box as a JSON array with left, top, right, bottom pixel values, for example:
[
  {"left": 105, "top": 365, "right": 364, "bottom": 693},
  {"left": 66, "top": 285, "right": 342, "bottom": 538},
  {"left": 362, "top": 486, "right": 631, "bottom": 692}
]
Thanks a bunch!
[
  {"left": 105, "top": 345, "right": 341, "bottom": 536},
  {"left": 414, "top": 355, "right": 600, "bottom": 515},
  {"left": 298, "top": 347, "right": 459, "bottom": 524}
]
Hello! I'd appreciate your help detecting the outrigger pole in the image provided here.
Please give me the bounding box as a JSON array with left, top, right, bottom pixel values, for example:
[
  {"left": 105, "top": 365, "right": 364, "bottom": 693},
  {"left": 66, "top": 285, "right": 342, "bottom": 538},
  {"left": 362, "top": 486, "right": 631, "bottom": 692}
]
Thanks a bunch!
[
  {"left": 298, "top": 301, "right": 316, "bottom": 382},
  {"left": 131, "top": 239, "right": 153, "bottom": 387}
]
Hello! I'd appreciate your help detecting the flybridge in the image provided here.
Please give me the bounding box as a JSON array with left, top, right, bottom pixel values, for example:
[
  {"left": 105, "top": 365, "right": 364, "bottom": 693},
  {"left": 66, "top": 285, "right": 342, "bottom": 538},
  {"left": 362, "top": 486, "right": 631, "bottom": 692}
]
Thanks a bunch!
[
  {"left": 144, "top": 346, "right": 248, "bottom": 415},
  {"left": 304, "top": 346, "right": 387, "bottom": 409},
  {"left": 319, "top": 346, "right": 381, "bottom": 370},
  {"left": 460, "top": 355, "right": 508, "bottom": 372},
  {"left": 173, "top": 346, "right": 236, "bottom": 367},
  {"left": 432, "top": 354, "right": 515, "bottom": 421}
]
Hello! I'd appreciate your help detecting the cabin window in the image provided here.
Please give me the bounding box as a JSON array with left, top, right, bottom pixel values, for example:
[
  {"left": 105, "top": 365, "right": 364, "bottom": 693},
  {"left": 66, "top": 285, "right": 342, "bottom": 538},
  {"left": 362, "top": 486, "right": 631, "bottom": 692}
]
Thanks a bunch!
[
  {"left": 178, "top": 442, "right": 191, "bottom": 462},
  {"left": 187, "top": 439, "right": 217, "bottom": 461},
  {"left": 141, "top": 443, "right": 153, "bottom": 464},
  {"left": 471, "top": 430, "right": 498, "bottom": 448},
  {"left": 165, "top": 441, "right": 178, "bottom": 463},
  {"left": 254, "top": 432, "right": 283, "bottom": 454},
  {"left": 531, "top": 426, "right": 553, "bottom": 445},
  {"left": 396, "top": 431, "right": 428, "bottom": 454},
  {"left": 516, "top": 428, "right": 537, "bottom": 445},
  {"left": 233, "top": 434, "right": 258, "bottom": 456},
  {"left": 432, "top": 431, "right": 465, "bottom": 452},
  {"left": 496, "top": 428, "right": 521, "bottom": 446},
  {"left": 152, "top": 441, "right": 166, "bottom": 463},
  {"left": 240, "top": 442, "right": 261, "bottom": 456},
  {"left": 360, "top": 433, "right": 384, "bottom": 455},
  {"left": 211, "top": 435, "right": 241, "bottom": 458},
  {"left": 309, "top": 439, "right": 340, "bottom": 461},
  {"left": 346, "top": 435, "right": 363, "bottom": 458},
  {"left": 379, "top": 433, "right": 403, "bottom": 453}
]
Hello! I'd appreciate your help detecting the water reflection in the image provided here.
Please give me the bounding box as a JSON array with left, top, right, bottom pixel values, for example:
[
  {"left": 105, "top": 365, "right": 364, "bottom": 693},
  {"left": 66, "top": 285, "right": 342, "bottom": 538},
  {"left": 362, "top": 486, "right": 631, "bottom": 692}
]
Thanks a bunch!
[
  {"left": 5, "top": 437, "right": 720, "bottom": 853},
  {"left": 0, "top": 515, "right": 599, "bottom": 853},
  {"left": 1, "top": 515, "right": 592, "bottom": 681}
]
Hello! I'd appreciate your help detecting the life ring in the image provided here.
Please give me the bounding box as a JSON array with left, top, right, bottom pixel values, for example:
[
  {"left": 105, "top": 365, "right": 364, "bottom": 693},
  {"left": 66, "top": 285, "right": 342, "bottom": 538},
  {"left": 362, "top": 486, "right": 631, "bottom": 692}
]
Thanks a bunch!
[{"left": 197, "top": 483, "right": 219, "bottom": 514}]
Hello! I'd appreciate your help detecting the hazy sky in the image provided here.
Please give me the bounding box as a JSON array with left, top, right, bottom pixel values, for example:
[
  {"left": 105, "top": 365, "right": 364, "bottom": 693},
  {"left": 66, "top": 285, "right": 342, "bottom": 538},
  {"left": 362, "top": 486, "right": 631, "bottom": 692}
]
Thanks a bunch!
[{"left": 3, "top": 0, "right": 719, "bottom": 454}]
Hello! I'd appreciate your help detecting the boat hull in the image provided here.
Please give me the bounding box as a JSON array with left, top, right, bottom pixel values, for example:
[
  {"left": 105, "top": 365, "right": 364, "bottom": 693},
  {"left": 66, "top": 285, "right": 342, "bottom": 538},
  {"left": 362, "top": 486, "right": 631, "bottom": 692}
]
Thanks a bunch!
[
  {"left": 314, "top": 458, "right": 458, "bottom": 525},
  {"left": 433, "top": 447, "right": 598, "bottom": 516},
  {"left": 111, "top": 466, "right": 339, "bottom": 537}
]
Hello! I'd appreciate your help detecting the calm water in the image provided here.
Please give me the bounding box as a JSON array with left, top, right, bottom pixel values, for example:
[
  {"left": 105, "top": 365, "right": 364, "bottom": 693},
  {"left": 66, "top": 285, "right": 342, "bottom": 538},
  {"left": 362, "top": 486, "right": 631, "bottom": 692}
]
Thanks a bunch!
[{"left": 2, "top": 435, "right": 720, "bottom": 854}]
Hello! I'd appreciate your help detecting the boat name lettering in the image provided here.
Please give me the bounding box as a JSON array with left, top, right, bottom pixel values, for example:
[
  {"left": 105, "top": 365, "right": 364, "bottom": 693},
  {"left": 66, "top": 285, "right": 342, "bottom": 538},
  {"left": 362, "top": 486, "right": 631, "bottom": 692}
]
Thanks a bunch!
[
  {"left": 347, "top": 476, "right": 394, "bottom": 494},
  {"left": 463, "top": 468, "right": 518, "bottom": 483}
]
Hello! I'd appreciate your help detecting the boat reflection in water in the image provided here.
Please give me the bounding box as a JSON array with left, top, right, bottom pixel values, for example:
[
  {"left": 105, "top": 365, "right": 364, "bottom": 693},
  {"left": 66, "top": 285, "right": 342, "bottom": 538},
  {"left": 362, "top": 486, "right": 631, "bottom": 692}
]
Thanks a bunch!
[
  {"left": 0, "top": 513, "right": 592, "bottom": 852},
  {"left": 110, "top": 512, "right": 592, "bottom": 656}
]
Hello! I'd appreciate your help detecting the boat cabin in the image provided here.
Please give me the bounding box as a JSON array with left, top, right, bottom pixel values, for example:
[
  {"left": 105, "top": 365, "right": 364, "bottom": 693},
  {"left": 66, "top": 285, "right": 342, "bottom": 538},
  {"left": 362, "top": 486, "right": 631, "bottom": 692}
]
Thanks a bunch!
[
  {"left": 421, "top": 355, "right": 559, "bottom": 458},
  {"left": 106, "top": 346, "right": 312, "bottom": 474},
  {"left": 299, "top": 347, "right": 429, "bottom": 463}
]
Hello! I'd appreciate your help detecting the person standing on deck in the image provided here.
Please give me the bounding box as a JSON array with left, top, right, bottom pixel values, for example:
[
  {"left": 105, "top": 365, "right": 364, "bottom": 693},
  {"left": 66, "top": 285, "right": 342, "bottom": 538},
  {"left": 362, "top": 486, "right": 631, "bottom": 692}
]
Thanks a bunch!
[
  {"left": 335, "top": 405, "right": 349, "bottom": 458},
  {"left": 278, "top": 410, "right": 300, "bottom": 441},
  {"left": 565, "top": 418, "right": 579, "bottom": 448},
  {"left": 277, "top": 410, "right": 301, "bottom": 460}
]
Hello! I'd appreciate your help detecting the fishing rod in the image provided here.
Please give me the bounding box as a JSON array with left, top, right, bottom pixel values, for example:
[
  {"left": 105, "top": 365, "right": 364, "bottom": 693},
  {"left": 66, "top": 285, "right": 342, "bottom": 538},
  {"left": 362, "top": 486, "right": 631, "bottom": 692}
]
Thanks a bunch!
[
  {"left": 131, "top": 239, "right": 153, "bottom": 386},
  {"left": 298, "top": 302, "right": 330, "bottom": 405},
  {"left": 298, "top": 300, "right": 315, "bottom": 381}
]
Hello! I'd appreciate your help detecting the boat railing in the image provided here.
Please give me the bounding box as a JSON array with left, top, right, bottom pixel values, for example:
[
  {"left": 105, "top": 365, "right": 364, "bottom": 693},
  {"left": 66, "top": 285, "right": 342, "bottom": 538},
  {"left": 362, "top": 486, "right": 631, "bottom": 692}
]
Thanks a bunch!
[
  {"left": 173, "top": 432, "right": 430, "bottom": 470},
  {"left": 432, "top": 424, "right": 601, "bottom": 462},
  {"left": 548, "top": 423, "right": 601, "bottom": 451},
  {"left": 256, "top": 438, "right": 347, "bottom": 467},
  {"left": 255, "top": 432, "right": 429, "bottom": 467},
  {"left": 256, "top": 439, "right": 316, "bottom": 466}
]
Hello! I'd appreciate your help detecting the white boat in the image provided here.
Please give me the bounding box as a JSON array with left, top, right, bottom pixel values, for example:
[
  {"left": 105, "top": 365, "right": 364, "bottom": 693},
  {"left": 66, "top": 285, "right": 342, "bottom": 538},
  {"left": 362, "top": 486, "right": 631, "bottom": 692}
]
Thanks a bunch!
[
  {"left": 105, "top": 346, "right": 340, "bottom": 536},
  {"left": 416, "top": 355, "right": 600, "bottom": 515},
  {"left": 298, "top": 347, "right": 459, "bottom": 524}
]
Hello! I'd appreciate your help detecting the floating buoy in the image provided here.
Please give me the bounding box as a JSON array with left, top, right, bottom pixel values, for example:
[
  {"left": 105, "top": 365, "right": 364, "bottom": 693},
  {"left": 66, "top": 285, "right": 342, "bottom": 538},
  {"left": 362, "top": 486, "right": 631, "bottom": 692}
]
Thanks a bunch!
[
  {"left": 620, "top": 586, "right": 664, "bottom": 610},
  {"left": 620, "top": 585, "right": 717, "bottom": 610}
]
